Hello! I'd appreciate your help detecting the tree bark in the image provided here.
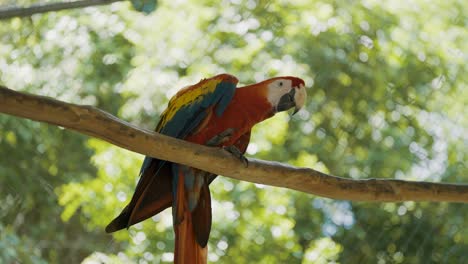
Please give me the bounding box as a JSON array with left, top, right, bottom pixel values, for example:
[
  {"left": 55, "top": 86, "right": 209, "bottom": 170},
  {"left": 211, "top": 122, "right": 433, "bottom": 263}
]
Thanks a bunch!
[
  {"left": 0, "top": 0, "right": 123, "bottom": 20},
  {"left": 0, "top": 85, "right": 467, "bottom": 203}
]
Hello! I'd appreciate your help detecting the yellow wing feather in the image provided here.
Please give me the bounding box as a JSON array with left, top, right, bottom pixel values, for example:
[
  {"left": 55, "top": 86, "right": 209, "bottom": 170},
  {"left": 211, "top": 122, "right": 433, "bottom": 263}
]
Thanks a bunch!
[{"left": 156, "top": 74, "right": 237, "bottom": 132}]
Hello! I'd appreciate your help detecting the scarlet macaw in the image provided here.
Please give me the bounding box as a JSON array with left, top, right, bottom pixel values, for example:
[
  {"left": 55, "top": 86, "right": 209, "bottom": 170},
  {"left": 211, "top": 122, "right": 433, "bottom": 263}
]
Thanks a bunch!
[{"left": 106, "top": 74, "right": 306, "bottom": 263}]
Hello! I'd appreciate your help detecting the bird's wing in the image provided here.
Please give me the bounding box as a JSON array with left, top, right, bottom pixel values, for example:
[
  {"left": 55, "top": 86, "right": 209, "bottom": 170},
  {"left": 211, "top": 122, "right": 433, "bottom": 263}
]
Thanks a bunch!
[{"left": 105, "top": 74, "right": 238, "bottom": 232}]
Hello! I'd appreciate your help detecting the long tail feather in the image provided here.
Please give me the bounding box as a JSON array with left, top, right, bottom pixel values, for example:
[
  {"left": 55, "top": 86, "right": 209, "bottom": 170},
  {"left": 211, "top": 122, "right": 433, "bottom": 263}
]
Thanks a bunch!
[
  {"left": 173, "top": 170, "right": 208, "bottom": 264},
  {"left": 106, "top": 161, "right": 173, "bottom": 233},
  {"left": 192, "top": 182, "right": 212, "bottom": 247}
]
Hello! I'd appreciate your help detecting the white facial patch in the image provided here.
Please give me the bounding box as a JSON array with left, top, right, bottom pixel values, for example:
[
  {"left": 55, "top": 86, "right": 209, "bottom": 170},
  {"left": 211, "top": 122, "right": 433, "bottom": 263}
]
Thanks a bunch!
[{"left": 266, "top": 79, "right": 294, "bottom": 107}]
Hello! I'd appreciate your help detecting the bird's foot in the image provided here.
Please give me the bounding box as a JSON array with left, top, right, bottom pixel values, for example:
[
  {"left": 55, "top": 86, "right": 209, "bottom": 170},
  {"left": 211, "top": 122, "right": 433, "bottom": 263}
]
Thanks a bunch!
[
  {"left": 206, "top": 128, "right": 235, "bottom": 146},
  {"left": 223, "top": 145, "right": 249, "bottom": 168}
]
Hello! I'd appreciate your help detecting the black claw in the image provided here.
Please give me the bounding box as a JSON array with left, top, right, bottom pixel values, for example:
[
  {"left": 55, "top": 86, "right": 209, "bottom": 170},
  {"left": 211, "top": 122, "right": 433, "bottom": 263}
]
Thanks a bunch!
[{"left": 223, "top": 145, "right": 249, "bottom": 168}]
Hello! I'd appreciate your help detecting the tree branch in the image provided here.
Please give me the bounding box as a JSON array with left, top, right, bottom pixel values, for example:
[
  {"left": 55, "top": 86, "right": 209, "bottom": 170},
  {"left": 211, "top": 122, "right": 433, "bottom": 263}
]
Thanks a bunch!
[
  {"left": 0, "top": 85, "right": 467, "bottom": 203},
  {"left": 0, "top": 0, "right": 123, "bottom": 20}
]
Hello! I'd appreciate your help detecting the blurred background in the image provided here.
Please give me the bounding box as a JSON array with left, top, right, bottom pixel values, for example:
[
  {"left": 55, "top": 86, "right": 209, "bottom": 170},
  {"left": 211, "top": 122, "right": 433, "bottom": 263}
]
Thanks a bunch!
[{"left": 0, "top": 0, "right": 467, "bottom": 263}]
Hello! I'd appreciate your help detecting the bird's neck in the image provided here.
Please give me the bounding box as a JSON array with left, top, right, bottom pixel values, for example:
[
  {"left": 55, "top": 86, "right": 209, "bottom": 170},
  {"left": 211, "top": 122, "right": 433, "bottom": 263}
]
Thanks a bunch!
[{"left": 235, "top": 84, "right": 275, "bottom": 123}]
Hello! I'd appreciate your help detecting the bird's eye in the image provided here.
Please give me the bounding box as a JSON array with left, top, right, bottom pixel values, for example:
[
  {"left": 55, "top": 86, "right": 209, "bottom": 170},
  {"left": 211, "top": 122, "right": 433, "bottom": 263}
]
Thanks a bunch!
[{"left": 279, "top": 81, "right": 283, "bottom": 87}]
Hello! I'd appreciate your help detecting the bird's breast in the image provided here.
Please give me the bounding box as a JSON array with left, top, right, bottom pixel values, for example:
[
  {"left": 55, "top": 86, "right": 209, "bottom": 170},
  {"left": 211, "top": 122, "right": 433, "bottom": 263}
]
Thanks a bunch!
[{"left": 185, "top": 92, "right": 272, "bottom": 146}]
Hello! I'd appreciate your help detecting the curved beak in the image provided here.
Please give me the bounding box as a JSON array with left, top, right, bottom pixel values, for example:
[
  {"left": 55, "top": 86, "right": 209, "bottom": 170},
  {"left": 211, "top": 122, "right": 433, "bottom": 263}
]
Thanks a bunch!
[{"left": 276, "top": 84, "right": 307, "bottom": 115}]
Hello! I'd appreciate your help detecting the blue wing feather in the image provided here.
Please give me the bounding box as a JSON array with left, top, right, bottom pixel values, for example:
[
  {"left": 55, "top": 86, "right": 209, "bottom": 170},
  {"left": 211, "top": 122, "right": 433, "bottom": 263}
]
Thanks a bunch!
[
  {"left": 159, "top": 80, "right": 236, "bottom": 137},
  {"left": 214, "top": 83, "right": 236, "bottom": 116}
]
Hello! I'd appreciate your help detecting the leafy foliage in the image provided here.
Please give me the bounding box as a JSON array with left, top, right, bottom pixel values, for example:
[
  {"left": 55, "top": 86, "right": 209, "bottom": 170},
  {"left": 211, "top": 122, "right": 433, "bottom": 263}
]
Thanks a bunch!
[{"left": 0, "top": 0, "right": 466, "bottom": 263}]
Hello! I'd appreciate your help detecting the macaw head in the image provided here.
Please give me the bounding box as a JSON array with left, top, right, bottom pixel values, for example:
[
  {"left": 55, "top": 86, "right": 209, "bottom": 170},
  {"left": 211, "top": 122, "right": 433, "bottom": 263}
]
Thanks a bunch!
[{"left": 264, "top": 76, "right": 307, "bottom": 115}]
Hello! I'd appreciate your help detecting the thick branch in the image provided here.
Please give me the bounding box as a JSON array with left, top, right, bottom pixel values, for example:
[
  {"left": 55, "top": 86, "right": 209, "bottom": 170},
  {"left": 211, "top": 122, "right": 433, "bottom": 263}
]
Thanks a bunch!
[
  {"left": 0, "top": 85, "right": 467, "bottom": 203},
  {"left": 0, "top": 0, "right": 123, "bottom": 20}
]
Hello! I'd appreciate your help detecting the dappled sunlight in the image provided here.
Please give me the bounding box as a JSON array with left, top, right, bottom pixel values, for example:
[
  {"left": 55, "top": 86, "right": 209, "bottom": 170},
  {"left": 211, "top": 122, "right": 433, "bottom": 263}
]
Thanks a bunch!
[{"left": 303, "top": 237, "right": 342, "bottom": 264}]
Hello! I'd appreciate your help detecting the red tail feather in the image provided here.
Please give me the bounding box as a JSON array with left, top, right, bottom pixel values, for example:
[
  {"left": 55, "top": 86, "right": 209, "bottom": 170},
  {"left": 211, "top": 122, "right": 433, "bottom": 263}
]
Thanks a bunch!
[
  {"left": 174, "top": 211, "right": 208, "bottom": 263},
  {"left": 174, "top": 173, "right": 208, "bottom": 264}
]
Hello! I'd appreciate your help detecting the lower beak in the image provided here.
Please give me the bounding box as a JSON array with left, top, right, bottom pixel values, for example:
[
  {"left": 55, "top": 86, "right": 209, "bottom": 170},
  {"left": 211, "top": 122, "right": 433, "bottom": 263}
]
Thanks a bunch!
[{"left": 292, "top": 107, "right": 300, "bottom": 116}]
